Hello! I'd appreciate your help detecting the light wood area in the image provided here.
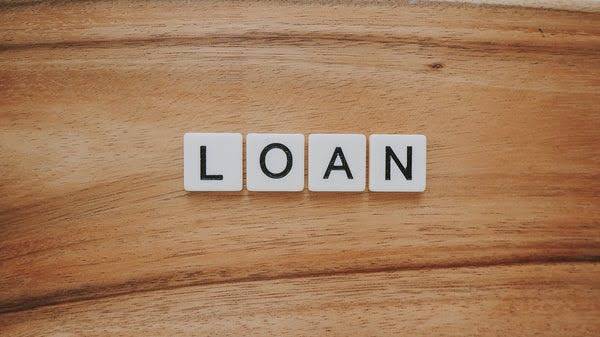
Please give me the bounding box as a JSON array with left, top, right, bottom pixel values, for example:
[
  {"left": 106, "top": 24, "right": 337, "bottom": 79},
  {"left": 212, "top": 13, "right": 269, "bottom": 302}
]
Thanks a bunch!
[
  {"left": 1, "top": 0, "right": 599, "bottom": 336},
  {"left": 438, "top": 0, "right": 600, "bottom": 12}
]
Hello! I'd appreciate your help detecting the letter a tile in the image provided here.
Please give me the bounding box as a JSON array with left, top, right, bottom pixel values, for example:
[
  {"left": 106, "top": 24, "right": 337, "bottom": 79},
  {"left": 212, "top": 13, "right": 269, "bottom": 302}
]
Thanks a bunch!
[{"left": 308, "top": 134, "right": 366, "bottom": 192}]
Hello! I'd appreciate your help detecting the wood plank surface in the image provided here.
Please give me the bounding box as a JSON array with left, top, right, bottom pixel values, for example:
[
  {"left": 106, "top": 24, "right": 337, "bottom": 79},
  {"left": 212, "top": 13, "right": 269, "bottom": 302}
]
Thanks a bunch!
[
  {"left": 1, "top": 263, "right": 599, "bottom": 336},
  {"left": 438, "top": 0, "right": 600, "bottom": 12},
  {"left": 1, "top": 0, "right": 599, "bottom": 335}
]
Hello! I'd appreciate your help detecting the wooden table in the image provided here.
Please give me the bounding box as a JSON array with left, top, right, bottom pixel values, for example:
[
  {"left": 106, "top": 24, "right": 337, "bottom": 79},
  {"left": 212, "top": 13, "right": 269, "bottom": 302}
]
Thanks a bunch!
[{"left": 1, "top": 1, "right": 599, "bottom": 335}]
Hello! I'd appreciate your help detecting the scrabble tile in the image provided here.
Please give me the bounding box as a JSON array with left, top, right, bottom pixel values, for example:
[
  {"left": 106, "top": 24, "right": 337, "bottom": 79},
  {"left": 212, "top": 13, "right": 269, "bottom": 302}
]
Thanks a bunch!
[
  {"left": 246, "top": 133, "right": 305, "bottom": 191},
  {"left": 183, "top": 133, "right": 242, "bottom": 191},
  {"left": 308, "top": 134, "right": 366, "bottom": 192},
  {"left": 369, "top": 134, "right": 426, "bottom": 192}
]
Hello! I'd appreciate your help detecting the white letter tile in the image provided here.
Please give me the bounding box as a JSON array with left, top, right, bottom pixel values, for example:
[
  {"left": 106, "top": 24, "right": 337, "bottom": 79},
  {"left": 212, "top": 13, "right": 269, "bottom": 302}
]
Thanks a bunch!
[
  {"left": 308, "top": 134, "right": 366, "bottom": 192},
  {"left": 246, "top": 133, "right": 304, "bottom": 191},
  {"left": 369, "top": 134, "right": 426, "bottom": 192},
  {"left": 183, "top": 133, "right": 242, "bottom": 191}
]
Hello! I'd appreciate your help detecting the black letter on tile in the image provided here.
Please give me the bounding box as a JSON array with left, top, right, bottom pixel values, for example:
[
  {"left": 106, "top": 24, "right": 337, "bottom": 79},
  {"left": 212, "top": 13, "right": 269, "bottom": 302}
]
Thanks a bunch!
[
  {"left": 260, "top": 143, "right": 293, "bottom": 179},
  {"left": 324, "top": 147, "right": 353, "bottom": 179},
  {"left": 200, "top": 146, "right": 223, "bottom": 180},
  {"left": 386, "top": 146, "right": 412, "bottom": 180}
]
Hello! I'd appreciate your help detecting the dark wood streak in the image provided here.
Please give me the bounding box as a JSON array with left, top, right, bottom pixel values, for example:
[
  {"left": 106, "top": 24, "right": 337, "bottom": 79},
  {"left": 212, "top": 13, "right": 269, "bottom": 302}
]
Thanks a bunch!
[
  {"left": 1, "top": 33, "right": 599, "bottom": 56},
  {"left": 1, "top": 255, "right": 598, "bottom": 315}
]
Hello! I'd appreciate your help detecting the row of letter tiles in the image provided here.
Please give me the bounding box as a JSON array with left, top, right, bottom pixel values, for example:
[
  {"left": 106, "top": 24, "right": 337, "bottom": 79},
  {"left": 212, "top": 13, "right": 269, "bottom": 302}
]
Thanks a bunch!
[{"left": 183, "top": 133, "right": 426, "bottom": 192}]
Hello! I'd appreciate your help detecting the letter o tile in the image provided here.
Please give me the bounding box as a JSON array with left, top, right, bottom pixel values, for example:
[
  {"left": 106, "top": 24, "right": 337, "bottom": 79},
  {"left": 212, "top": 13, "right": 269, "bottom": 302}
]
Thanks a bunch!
[{"left": 246, "top": 133, "right": 305, "bottom": 191}]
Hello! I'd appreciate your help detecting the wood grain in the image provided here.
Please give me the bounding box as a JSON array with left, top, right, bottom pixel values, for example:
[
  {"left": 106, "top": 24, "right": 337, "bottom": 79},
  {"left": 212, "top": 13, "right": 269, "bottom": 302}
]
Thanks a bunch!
[
  {"left": 1, "top": 263, "right": 599, "bottom": 336},
  {"left": 1, "top": 0, "right": 599, "bottom": 335},
  {"left": 438, "top": 0, "right": 600, "bottom": 12}
]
